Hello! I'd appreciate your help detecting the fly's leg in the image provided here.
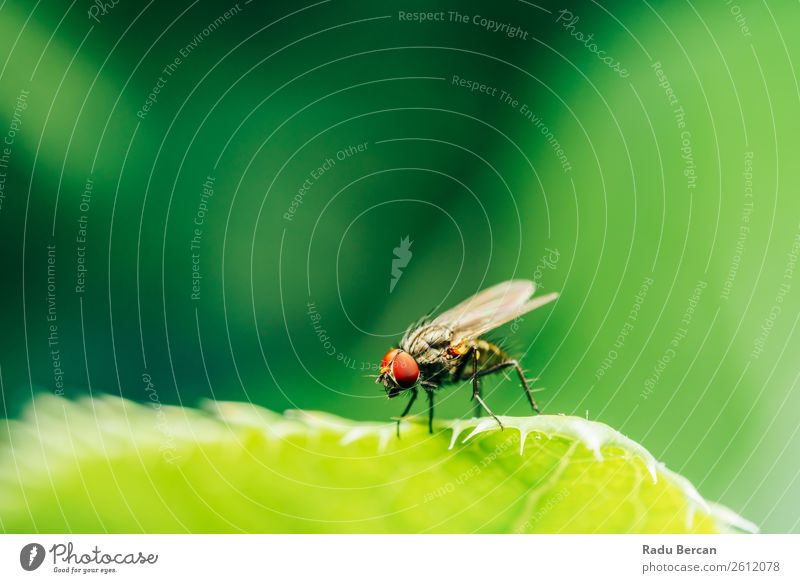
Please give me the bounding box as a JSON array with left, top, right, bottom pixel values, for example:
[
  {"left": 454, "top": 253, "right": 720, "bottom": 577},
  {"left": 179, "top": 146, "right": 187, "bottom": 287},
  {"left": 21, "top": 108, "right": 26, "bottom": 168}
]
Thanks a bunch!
[
  {"left": 473, "top": 383, "right": 483, "bottom": 419},
  {"left": 395, "top": 386, "right": 418, "bottom": 437},
  {"left": 471, "top": 348, "right": 504, "bottom": 430},
  {"left": 468, "top": 351, "right": 484, "bottom": 419},
  {"left": 453, "top": 348, "right": 483, "bottom": 417},
  {"left": 475, "top": 359, "right": 540, "bottom": 414},
  {"left": 425, "top": 387, "right": 435, "bottom": 434},
  {"left": 464, "top": 346, "right": 486, "bottom": 418}
]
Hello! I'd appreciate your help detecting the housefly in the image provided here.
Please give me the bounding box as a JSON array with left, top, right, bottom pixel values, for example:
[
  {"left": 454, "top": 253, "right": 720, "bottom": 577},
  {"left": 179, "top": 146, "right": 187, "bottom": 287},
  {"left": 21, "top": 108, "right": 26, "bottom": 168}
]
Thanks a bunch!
[{"left": 376, "top": 279, "right": 558, "bottom": 434}]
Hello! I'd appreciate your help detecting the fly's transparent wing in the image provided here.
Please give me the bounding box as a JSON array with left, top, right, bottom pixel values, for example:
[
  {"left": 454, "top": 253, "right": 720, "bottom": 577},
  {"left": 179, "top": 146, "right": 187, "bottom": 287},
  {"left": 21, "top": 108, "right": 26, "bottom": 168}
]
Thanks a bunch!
[
  {"left": 431, "top": 280, "right": 557, "bottom": 341},
  {"left": 431, "top": 280, "right": 534, "bottom": 326}
]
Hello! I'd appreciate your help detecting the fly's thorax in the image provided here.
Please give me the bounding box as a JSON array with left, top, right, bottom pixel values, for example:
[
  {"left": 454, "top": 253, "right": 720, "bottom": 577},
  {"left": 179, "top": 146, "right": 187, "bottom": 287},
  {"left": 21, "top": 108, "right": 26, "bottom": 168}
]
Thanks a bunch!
[{"left": 400, "top": 324, "right": 454, "bottom": 365}]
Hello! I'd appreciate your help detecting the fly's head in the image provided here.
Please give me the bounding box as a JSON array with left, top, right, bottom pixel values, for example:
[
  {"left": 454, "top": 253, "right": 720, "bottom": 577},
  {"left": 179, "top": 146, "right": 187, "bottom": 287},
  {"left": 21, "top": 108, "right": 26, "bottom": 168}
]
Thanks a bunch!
[{"left": 376, "top": 348, "right": 419, "bottom": 397}]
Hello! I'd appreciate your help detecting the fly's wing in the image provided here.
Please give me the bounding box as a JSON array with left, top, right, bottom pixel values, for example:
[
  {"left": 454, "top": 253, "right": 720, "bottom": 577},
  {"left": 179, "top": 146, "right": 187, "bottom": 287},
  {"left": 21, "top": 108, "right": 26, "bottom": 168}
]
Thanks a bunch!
[
  {"left": 431, "top": 280, "right": 558, "bottom": 341},
  {"left": 431, "top": 280, "right": 534, "bottom": 328}
]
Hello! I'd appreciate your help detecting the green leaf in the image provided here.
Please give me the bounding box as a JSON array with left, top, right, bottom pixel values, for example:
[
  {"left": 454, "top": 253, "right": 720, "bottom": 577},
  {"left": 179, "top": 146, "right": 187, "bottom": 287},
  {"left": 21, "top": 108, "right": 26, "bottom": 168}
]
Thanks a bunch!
[{"left": 0, "top": 394, "right": 756, "bottom": 533}]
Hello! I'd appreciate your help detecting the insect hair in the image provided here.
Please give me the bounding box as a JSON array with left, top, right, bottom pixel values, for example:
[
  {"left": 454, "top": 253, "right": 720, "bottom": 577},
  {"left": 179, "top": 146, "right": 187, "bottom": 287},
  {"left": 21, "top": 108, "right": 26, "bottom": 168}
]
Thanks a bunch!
[{"left": 400, "top": 308, "right": 436, "bottom": 342}]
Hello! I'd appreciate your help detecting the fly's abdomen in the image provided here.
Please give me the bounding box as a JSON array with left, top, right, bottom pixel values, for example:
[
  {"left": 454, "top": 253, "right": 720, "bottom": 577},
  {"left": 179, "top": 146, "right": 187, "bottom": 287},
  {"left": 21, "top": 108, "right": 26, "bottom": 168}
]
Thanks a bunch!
[
  {"left": 473, "top": 338, "right": 510, "bottom": 368},
  {"left": 449, "top": 338, "right": 509, "bottom": 382}
]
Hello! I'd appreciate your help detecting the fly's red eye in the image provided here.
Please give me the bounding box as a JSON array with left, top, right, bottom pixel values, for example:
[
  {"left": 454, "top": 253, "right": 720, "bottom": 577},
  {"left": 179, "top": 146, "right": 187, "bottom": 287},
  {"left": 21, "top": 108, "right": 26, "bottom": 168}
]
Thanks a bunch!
[
  {"left": 381, "top": 348, "right": 400, "bottom": 371},
  {"left": 391, "top": 352, "right": 419, "bottom": 388}
]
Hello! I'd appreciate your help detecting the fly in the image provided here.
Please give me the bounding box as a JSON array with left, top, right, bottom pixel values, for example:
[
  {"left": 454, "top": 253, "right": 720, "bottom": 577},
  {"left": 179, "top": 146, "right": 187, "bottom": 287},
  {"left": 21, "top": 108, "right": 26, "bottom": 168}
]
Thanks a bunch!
[{"left": 375, "top": 279, "right": 558, "bottom": 434}]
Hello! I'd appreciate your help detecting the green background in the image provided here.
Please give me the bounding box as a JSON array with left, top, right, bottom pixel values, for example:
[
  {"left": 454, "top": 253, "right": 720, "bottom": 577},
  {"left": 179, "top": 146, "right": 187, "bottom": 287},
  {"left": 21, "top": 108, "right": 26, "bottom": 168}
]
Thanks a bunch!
[{"left": 0, "top": 0, "right": 798, "bottom": 532}]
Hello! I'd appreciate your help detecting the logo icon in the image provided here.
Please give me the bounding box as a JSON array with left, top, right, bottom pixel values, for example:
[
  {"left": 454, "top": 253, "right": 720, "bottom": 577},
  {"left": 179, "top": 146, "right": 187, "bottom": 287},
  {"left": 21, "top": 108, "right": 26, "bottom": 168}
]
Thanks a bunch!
[
  {"left": 20, "top": 543, "right": 46, "bottom": 571},
  {"left": 390, "top": 236, "right": 413, "bottom": 293}
]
